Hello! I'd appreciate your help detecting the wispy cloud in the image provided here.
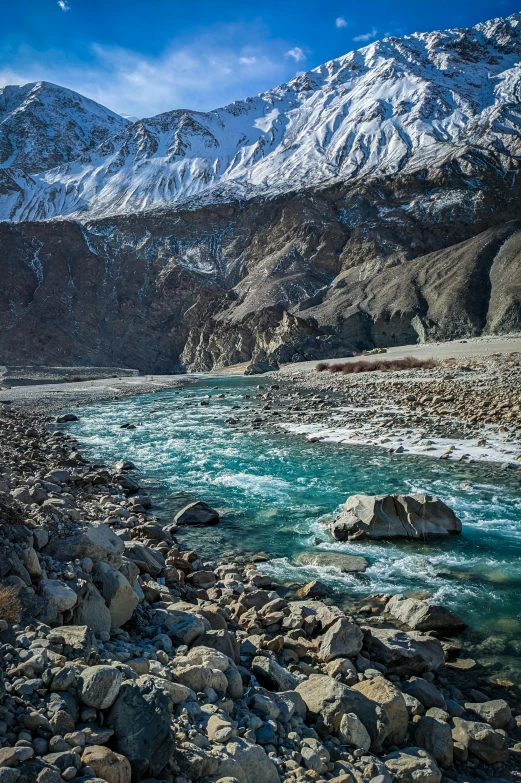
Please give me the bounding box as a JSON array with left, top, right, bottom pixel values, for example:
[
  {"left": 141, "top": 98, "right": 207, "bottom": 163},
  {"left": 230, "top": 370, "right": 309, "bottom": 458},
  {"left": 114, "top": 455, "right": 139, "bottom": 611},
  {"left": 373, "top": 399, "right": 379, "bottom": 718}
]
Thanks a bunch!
[
  {"left": 335, "top": 17, "right": 348, "bottom": 29},
  {"left": 353, "top": 27, "right": 379, "bottom": 42},
  {"left": 285, "top": 46, "right": 306, "bottom": 63},
  {"left": 0, "top": 23, "right": 307, "bottom": 117},
  {"left": 57, "top": 0, "right": 70, "bottom": 10}
]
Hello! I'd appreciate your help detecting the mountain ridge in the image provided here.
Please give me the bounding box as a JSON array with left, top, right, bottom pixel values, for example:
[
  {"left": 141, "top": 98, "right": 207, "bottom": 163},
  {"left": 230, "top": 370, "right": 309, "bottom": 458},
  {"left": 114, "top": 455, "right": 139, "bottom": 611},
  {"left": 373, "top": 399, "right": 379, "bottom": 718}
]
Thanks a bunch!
[
  {"left": 0, "top": 12, "right": 520, "bottom": 371},
  {"left": 0, "top": 12, "right": 520, "bottom": 221}
]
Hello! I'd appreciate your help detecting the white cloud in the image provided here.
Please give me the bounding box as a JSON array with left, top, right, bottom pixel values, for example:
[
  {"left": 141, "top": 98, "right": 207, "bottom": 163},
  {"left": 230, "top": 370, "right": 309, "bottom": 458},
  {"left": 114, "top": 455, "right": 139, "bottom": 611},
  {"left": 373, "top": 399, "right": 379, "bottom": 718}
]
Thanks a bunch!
[
  {"left": 353, "top": 27, "right": 379, "bottom": 42},
  {"left": 0, "top": 23, "right": 303, "bottom": 117},
  {"left": 285, "top": 46, "right": 306, "bottom": 63},
  {"left": 335, "top": 17, "right": 348, "bottom": 28},
  {"left": 57, "top": 0, "right": 70, "bottom": 10}
]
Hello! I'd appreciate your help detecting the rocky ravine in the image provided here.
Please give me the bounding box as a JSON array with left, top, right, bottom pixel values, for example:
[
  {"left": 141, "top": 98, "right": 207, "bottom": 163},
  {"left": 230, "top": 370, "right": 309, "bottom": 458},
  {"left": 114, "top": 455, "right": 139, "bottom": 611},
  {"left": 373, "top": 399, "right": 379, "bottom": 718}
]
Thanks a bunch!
[{"left": 0, "top": 408, "right": 520, "bottom": 783}]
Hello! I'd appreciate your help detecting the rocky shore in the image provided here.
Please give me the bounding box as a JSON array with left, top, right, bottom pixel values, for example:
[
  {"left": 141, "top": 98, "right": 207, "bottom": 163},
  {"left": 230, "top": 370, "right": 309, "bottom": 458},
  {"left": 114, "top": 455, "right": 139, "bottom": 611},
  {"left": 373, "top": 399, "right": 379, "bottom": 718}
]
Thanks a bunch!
[
  {"left": 238, "top": 349, "right": 521, "bottom": 469},
  {"left": 0, "top": 403, "right": 520, "bottom": 783}
]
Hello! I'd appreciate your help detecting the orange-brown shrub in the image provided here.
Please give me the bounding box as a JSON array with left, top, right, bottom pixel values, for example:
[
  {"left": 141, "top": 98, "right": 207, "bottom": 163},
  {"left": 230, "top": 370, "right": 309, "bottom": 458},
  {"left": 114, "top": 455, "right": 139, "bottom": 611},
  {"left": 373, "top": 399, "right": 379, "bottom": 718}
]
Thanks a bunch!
[
  {"left": 0, "top": 585, "right": 21, "bottom": 624},
  {"left": 316, "top": 357, "right": 438, "bottom": 374}
]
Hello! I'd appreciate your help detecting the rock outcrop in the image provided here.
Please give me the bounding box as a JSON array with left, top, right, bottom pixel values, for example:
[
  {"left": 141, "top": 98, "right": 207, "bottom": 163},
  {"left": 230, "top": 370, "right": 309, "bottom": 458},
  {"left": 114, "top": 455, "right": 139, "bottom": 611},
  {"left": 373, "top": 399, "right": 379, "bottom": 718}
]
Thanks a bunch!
[{"left": 331, "top": 494, "right": 462, "bottom": 541}]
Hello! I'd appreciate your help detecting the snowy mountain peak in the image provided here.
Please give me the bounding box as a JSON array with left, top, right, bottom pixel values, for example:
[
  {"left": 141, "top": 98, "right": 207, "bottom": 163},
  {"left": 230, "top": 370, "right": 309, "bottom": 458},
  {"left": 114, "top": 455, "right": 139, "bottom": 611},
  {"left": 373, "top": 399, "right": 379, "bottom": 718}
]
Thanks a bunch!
[
  {"left": 1, "top": 12, "right": 521, "bottom": 221},
  {"left": 0, "top": 80, "right": 129, "bottom": 174}
]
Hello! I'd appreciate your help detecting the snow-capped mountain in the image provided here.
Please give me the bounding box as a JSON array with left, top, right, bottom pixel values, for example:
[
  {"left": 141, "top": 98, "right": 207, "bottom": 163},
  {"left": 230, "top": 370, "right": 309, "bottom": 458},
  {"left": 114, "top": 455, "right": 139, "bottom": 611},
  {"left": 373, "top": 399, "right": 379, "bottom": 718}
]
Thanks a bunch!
[
  {"left": 0, "top": 81, "right": 129, "bottom": 174},
  {"left": 1, "top": 13, "right": 521, "bottom": 221}
]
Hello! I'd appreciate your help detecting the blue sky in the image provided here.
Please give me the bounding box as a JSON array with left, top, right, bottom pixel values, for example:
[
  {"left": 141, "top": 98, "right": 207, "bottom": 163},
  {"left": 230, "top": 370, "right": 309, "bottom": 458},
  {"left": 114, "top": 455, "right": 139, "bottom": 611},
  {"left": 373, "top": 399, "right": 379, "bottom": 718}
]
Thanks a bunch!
[{"left": 1, "top": 0, "right": 518, "bottom": 117}]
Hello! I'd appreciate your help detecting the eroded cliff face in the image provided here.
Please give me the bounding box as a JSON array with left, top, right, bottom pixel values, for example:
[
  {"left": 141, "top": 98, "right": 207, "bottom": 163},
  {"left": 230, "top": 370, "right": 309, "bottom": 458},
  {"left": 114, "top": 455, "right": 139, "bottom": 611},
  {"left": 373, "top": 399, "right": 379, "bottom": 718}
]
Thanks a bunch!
[{"left": 0, "top": 153, "right": 520, "bottom": 372}]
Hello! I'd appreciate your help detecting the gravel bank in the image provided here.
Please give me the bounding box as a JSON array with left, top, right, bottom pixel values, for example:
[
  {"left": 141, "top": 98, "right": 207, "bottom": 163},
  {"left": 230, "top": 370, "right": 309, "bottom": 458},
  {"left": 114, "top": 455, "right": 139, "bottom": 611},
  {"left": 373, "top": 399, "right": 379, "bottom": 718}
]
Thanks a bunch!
[{"left": 242, "top": 337, "right": 521, "bottom": 469}]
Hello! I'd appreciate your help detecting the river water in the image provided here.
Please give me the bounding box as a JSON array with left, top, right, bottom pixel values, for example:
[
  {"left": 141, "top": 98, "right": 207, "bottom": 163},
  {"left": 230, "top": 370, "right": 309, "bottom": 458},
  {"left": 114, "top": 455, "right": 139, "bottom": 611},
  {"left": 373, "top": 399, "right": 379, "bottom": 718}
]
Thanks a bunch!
[{"left": 64, "top": 376, "right": 521, "bottom": 681}]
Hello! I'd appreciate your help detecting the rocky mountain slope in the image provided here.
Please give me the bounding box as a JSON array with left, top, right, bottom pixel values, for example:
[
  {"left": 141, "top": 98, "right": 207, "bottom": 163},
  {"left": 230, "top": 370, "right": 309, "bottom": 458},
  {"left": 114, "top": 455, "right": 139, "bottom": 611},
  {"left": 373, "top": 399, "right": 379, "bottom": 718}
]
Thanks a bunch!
[
  {"left": 1, "top": 13, "right": 520, "bottom": 221},
  {"left": 0, "top": 14, "right": 520, "bottom": 370}
]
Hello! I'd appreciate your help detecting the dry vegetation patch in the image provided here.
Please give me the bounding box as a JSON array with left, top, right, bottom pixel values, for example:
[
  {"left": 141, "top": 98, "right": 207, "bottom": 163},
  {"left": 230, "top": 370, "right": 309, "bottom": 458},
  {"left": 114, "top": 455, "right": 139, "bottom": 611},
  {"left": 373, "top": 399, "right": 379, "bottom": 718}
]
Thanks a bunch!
[{"left": 316, "top": 357, "right": 438, "bottom": 374}]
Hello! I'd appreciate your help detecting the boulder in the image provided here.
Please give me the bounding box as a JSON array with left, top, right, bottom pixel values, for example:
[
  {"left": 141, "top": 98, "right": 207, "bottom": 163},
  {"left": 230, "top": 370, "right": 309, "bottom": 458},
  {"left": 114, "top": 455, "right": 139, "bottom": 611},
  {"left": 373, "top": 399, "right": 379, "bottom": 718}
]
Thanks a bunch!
[
  {"left": 384, "top": 748, "right": 441, "bottom": 783},
  {"left": 173, "top": 743, "right": 219, "bottom": 779},
  {"left": 296, "top": 551, "right": 369, "bottom": 573},
  {"left": 92, "top": 563, "right": 138, "bottom": 629},
  {"left": 20, "top": 547, "right": 42, "bottom": 579},
  {"left": 81, "top": 746, "right": 131, "bottom": 783},
  {"left": 331, "top": 494, "right": 461, "bottom": 541},
  {"left": 402, "top": 678, "right": 446, "bottom": 710},
  {"left": 463, "top": 699, "right": 512, "bottom": 729},
  {"left": 244, "top": 360, "right": 279, "bottom": 376},
  {"left": 124, "top": 541, "right": 164, "bottom": 576},
  {"left": 53, "top": 625, "right": 97, "bottom": 663},
  {"left": 39, "top": 579, "right": 77, "bottom": 622},
  {"left": 368, "top": 628, "right": 445, "bottom": 674},
  {"left": 157, "top": 608, "right": 208, "bottom": 646},
  {"left": 352, "top": 676, "right": 408, "bottom": 746},
  {"left": 72, "top": 582, "right": 111, "bottom": 635},
  {"left": 339, "top": 713, "right": 371, "bottom": 752},
  {"left": 384, "top": 595, "right": 465, "bottom": 634},
  {"left": 78, "top": 666, "right": 122, "bottom": 710},
  {"left": 44, "top": 470, "right": 70, "bottom": 484},
  {"left": 225, "top": 738, "right": 279, "bottom": 783},
  {"left": 412, "top": 715, "right": 453, "bottom": 768},
  {"left": 200, "top": 629, "right": 240, "bottom": 664},
  {"left": 451, "top": 717, "right": 509, "bottom": 764},
  {"left": 295, "top": 579, "right": 329, "bottom": 599},
  {"left": 174, "top": 500, "right": 219, "bottom": 526},
  {"left": 252, "top": 656, "right": 298, "bottom": 692},
  {"left": 108, "top": 675, "right": 174, "bottom": 776},
  {"left": 319, "top": 618, "right": 363, "bottom": 661},
  {"left": 295, "top": 675, "right": 389, "bottom": 750},
  {"left": 174, "top": 664, "right": 228, "bottom": 694},
  {"left": 44, "top": 523, "right": 124, "bottom": 568},
  {"left": 11, "top": 487, "right": 33, "bottom": 505}
]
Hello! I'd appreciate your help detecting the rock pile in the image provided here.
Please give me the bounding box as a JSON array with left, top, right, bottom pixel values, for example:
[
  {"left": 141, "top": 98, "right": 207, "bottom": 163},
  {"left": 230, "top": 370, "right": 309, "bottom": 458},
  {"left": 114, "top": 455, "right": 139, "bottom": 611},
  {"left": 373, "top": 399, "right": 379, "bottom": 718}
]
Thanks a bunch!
[{"left": 0, "top": 407, "right": 519, "bottom": 783}]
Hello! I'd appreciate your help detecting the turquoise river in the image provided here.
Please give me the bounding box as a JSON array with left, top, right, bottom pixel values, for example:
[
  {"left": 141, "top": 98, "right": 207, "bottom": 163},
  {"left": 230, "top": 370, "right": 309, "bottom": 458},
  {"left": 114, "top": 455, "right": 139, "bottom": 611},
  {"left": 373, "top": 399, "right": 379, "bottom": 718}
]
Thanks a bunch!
[{"left": 64, "top": 376, "right": 521, "bottom": 682}]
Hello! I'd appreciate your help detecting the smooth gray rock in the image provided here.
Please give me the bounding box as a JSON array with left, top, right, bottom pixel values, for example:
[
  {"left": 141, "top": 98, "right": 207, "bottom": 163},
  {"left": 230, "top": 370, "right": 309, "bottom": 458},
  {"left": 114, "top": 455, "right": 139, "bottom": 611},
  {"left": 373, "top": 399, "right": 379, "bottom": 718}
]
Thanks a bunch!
[
  {"left": 451, "top": 717, "right": 509, "bottom": 764},
  {"left": 402, "top": 677, "right": 446, "bottom": 710},
  {"left": 412, "top": 715, "right": 453, "bottom": 768},
  {"left": 53, "top": 625, "right": 97, "bottom": 663},
  {"left": 463, "top": 699, "right": 512, "bottom": 729},
  {"left": 72, "top": 582, "right": 111, "bottom": 635}
]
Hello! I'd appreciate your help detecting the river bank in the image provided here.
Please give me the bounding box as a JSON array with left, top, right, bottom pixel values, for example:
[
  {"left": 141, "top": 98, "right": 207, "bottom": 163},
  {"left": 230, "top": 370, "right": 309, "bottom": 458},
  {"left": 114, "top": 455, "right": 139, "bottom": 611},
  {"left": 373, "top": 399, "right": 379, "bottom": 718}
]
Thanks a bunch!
[
  {"left": 254, "top": 337, "right": 521, "bottom": 469},
  {"left": 0, "top": 402, "right": 521, "bottom": 783}
]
